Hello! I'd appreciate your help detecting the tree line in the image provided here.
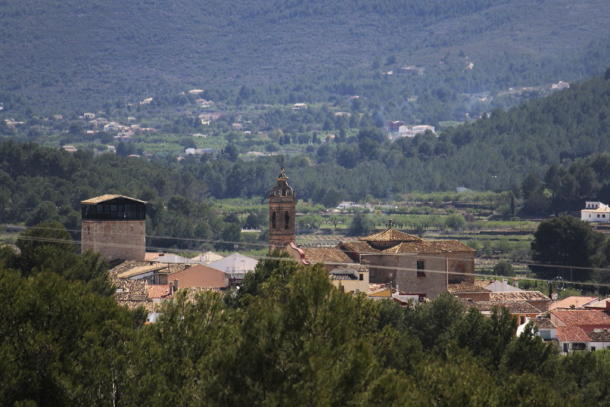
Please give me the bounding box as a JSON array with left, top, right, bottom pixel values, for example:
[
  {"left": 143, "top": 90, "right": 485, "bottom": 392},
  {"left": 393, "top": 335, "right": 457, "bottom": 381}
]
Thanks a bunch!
[{"left": 3, "top": 225, "right": 610, "bottom": 405}]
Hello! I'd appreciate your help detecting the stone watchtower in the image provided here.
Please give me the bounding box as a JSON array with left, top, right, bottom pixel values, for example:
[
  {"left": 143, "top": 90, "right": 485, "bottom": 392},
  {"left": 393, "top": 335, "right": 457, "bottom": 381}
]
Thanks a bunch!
[
  {"left": 81, "top": 194, "right": 147, "bottom": 261},
  {"left": 268, "top": 167, "right": 296, "bottom": 252}
]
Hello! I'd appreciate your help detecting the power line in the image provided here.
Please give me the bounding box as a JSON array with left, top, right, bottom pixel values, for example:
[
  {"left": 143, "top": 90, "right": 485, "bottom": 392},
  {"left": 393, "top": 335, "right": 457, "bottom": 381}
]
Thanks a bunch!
[
  {"left": 10, "top": 234, "right": 610, "bottom": 290},
  {"left": 10, "top": 225, "right": 610, "bottom": 277}
]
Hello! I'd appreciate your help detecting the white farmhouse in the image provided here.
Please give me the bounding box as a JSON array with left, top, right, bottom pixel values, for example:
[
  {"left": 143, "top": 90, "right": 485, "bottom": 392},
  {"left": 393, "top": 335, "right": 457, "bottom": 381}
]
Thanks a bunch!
[{"left": 581, "top": 201, "right": 610, "bottom": 223}]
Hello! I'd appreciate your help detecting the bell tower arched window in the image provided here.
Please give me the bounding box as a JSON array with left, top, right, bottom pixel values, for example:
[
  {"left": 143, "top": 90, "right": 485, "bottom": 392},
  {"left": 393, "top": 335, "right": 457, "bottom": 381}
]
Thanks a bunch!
[
  {"left": 272, "top": 212, "right": 276, "bottom": 229},
  {"left": 285, "top": 211, "right": 290, "bottom": 229}
]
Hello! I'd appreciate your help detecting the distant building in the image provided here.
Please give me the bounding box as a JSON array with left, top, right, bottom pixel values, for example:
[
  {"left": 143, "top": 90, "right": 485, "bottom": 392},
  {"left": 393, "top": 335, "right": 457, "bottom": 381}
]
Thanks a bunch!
[
  {"left": 288, "top": 220, "right": 475, "bottom": 301},
  {"left": 551, "top": 81, "right": 570, "bottom": 91},
  {"left": 268, "top": 167, "right": 296, "bottom": 252},
  {"left": 330, "top": 266, "right": 369, "bottom": 294},
  {"left": 581, "top": 201, "right": 610, "bottom": 222},
  {"left": 168, "top": 264, "right": 230, "bottom": 290},
  {"left": 81, "top": 195, "right": 147, "bottom": 261},
  {"left": 397, "top": 125, "right": 435, "bottom": 138},
  {"left": 386, "top": 121, "right": 405, "bottom": 132}
]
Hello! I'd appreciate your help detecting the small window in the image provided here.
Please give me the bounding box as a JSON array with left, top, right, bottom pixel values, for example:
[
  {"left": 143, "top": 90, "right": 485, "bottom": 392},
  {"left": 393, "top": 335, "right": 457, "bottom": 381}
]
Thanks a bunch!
[
  {"left": 598, "top": 214, "right": 601, "bottom": 218},
  {"left": 573, "top": 343, "right": 586, "bottom": 351},
  {"left": 591, "top": 346, "right": 596, "bottom": 351},
  {"left": 359, "top": 273, "right": 363, "bottom": 281},
  {"left": 285, "top": 211, "right": 290, "bottom": 229},
  {"left": 417, "top": 260, "right": 425, "bottom": 277},
  {"left": 271, "top": 212, "right": 276, "bottom": 229}
]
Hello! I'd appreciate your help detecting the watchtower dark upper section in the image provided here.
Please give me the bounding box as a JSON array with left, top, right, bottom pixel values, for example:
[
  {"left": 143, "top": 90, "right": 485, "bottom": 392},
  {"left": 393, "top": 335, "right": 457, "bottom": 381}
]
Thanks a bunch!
[
  {"left": 81, "top": 194, "right": 146, "bottom": 221},
  {"left": 268, "top": 168, "right": 295, "bottom": 199}
]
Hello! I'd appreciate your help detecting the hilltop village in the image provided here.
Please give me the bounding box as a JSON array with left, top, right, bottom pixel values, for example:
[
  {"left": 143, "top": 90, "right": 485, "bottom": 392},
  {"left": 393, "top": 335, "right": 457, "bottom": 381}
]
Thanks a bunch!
[{"left": 69, "top": 168, "right": 610, "bottom": 355}]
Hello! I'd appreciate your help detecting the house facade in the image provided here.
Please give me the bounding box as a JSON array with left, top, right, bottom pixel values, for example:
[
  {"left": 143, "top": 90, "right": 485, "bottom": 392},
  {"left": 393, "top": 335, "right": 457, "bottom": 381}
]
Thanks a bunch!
[{"left": 581, "top": 201, "right": 610, "bottom": 223}]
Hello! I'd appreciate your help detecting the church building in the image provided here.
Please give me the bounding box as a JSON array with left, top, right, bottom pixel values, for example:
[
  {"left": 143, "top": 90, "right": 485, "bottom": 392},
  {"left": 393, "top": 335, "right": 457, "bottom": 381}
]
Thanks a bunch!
[
  {"left": 267, "top": 169, "right": 475, "bottom": 301},
  {"left": 267, "top": 167, "right": 296, "bottom": 252}
]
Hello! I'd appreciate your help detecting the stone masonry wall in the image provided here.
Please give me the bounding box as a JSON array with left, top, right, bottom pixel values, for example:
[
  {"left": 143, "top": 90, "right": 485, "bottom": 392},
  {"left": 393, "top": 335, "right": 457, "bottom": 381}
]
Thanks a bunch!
[
  {"left": 82, "top": 220, "right": 146, "bottom": 261},
  {"left": 365, "top": 251, "right": 475, "bottom": 300}
]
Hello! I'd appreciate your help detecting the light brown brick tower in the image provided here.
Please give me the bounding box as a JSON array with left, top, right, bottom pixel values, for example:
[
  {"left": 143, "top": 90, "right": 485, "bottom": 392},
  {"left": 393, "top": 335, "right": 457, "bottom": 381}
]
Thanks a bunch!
[
  {"left": 81, "top": 195, "right": 147, "bottom": 261},
  {"left": 268, "top": 167, "right": 296, "bottom": 253}
]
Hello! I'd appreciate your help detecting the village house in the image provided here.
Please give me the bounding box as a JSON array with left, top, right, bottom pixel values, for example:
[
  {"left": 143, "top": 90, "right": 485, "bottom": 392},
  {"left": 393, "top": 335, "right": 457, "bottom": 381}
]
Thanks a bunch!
[
  {"left": 448, "top": 282, "right": 491, "bottom": 301},
  {"left": 490, "top": 291, "right": 551, "bottom": 312},
  {"left": 167, "top": 264, "right": 230, "bottom": 290},
  {"left": 329, "top": 266, "right": 369, "bottom": 294},
  {"left": 550, "top": 309, "right": 610, "bottom": 332},
  {"left": 581, "top": 201, "right": 610, "bottom": 222},
  {"left": 463, "top": 299, "right": 542, "bottom": 325}
]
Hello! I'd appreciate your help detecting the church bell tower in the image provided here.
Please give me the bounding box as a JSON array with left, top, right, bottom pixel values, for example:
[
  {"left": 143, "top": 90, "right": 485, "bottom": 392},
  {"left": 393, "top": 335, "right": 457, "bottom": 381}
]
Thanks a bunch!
[{"left": 268, "top": 166, "right": 296, "bottom": 252}]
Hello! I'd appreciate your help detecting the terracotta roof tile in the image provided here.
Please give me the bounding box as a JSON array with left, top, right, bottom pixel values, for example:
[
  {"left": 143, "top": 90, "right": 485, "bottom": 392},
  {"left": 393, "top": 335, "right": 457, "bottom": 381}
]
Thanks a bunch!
[
  {"left": 532, "top": 317, "right": 556, "bottom": 330},
  {"left": 342, "top": 239, "right": 473, "bottom": 255},
  {"left": 388, "top": 240, "right": 474, "bottom": 254},
  {"left": 301, "top": 247, "right": 354, "bottom": 264},
  {"left": 147, "top": 284, "right": 171, "bottom": 299},
  {"left": 557, "top": 326, "right": 590, "bottom": 342},
  {"left": 461, "top": 299, "right": 541, "bottom": 314},
  {"left": 549, "top": 296, "right": 598, "bottom": 310},
  {"left": 585, "top": 299, "right": 610, "bottom": 309},
  {"left": 490, "top": 291, "right": 550, "bottom": 302},
  {"left": 551, "top": 310, "right": 610, "bottom": 327},
  {"left": 448, "top": 282, "right": 491, "bottom": 293},
  {"left": 341, "top": 241, "right": 380, "bottom": 253},
  {"left": 586, "top": 331, "right": 610, "bottom": 342},
  {"left": 359, "top": 228, "right": 422, "bottom": 243}
]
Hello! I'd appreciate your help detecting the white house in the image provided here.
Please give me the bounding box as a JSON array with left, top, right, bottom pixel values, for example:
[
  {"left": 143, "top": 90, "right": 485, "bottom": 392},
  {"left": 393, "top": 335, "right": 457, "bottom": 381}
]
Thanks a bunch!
[{"left": 581, "top": 201, "right": 610, "bottom": 223}]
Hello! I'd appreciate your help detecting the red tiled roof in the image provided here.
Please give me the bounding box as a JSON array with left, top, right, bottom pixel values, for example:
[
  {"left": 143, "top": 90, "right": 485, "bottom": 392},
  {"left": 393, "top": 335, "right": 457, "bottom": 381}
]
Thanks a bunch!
[
  {"left": 342, "top": 239, "right": 473, "bottom": 255},
  {"left": 359, "top": 228, "right": 422, "bottom": 243},
  {"left": 387, "top": 240, "right": 474, "bottom": 254},
  {"left": 587, "top": 331, "right": 610, "bottom": 342},
  {"left": 549, "top": 296, "right": 598, "bottom": 310},
  {"left": 301, "top": 247, "right": 353, "bottom": 264},
  {"left": 490, "top": 291, "right": 550, "bottom": 302},
  {"left": 532, "top": 317, "right": 556, "bottom": 330},
  {"left": 147, "top": 284, "right": 171, "bottom": 299},
  {"left": 552, "top": 310, "right": 610, "bottom": 327},
  {"left": 341, "top": 241, "right": 380, "bottom": 254},
  {"left": 448, "top": 282, "right": 490, "bottom": 293},
  {"left": 465, "top": 300, "right": 541, "bottom": 314},
  {"left": 557, "top": 326, "right": 590, "bottom": 342}
]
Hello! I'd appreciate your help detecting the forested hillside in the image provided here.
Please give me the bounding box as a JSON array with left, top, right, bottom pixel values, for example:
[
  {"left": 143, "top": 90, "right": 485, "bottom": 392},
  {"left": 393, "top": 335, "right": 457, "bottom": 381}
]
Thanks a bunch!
[
  {"left": 1, "top": 0, "right": 610, "bottom": 114},
  {"left": 3, "top": 73, "right": 610, "bottom": 233}
]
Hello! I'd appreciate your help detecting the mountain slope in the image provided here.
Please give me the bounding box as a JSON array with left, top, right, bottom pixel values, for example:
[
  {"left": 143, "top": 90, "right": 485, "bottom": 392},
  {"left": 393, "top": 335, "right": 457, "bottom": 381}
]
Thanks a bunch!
[{"left": 0, "top": 0, "right": 610, "bottom": 112}]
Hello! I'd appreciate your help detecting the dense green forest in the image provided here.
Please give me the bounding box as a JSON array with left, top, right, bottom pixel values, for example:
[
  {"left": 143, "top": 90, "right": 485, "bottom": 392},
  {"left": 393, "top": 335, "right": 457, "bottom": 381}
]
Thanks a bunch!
[
  {"left": 1, "top": 0, "right": 610, "bottom": 116},
  {"left": 2, "top": 230, "right": 610, "bottom": 406}
]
